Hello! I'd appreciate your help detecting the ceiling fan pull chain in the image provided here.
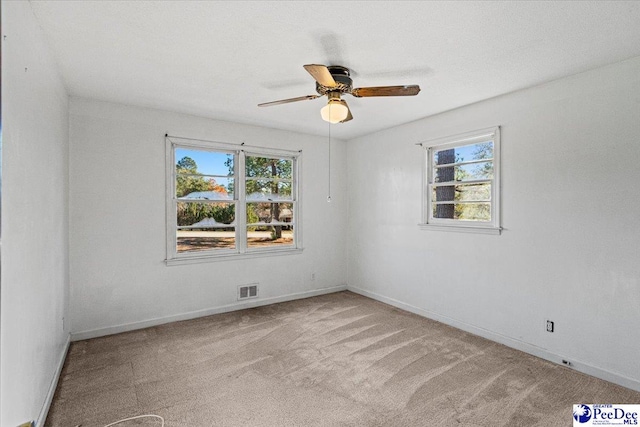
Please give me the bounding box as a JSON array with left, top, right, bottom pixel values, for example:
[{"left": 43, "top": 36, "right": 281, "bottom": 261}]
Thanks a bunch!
[{"left": 327, "top": 120, "right": 332, "bottom": 203}]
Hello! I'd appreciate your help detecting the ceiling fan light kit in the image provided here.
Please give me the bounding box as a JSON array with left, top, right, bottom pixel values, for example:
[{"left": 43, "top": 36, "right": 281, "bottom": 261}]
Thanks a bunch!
[
  {"left": 320, "top": 93, "right": 349, "bottom": 123},
  {"left": 259, "top": 64, "right": 421, "bottom": 124}
]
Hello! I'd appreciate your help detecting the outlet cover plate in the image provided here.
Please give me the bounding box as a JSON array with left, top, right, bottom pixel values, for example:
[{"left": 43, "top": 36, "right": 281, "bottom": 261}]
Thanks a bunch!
[{"left": 546, "top": 320, "right": 554, "bottom": 333}]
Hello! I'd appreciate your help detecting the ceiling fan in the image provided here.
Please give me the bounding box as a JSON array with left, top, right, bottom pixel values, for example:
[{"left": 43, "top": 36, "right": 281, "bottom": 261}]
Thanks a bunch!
[{"left": 258, "top": 64, "right": 421, "bottom": 123}]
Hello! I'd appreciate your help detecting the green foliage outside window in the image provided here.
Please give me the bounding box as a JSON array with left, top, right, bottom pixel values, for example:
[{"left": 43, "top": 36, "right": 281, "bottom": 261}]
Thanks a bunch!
[
  {"left": 238, "top": 156, "right": 293, "bottom": 239},
  {"left": 434, "top": 142, "right": 493, "bottom": 221},
  {"left": 176, "top": 156, "right": 234, "bottom": 227}
]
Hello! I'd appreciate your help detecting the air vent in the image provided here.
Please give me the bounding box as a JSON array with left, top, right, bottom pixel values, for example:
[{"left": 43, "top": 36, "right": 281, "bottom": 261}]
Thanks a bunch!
[{"left": 238, "top": 284, "right": 259, "bottom": 300}]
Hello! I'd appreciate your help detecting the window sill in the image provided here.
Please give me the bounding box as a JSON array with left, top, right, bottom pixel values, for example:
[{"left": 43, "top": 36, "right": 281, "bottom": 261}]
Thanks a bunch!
[
  {"left": 165, "top": 247, "right": 304, "bottom": 266},
  {"left": 418, "top": 223, "right": 502, "bottom": 235}
]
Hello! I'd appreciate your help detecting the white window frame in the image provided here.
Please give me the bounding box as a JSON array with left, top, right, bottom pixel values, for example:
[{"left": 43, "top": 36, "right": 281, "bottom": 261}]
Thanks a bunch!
[
  {"left": 165, "top": 136, "right": 302, "bottom": 265},
  {"left": 419, "top": 126, "right": 501, "bottom": 235}
]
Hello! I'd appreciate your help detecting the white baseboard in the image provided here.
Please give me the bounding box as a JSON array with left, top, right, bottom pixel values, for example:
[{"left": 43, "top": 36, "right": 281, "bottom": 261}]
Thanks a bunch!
[
  {"left": 37, "top": 334, "right": 71, "bottom": 427},
  {"left": 347, "top": 286, "right": 640, "bottom": 393},
  {"left": 71, "top": 285, "right": 347, "bottom": 341}
]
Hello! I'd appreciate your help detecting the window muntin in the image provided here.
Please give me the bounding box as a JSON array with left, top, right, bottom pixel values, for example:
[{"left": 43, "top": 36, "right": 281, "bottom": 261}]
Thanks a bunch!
[
  {"left": 422, "top": 127, "right": 500, "bottom": 232},
  {"left": 168, "top": 139, "right": 300, "bottom": 261}
]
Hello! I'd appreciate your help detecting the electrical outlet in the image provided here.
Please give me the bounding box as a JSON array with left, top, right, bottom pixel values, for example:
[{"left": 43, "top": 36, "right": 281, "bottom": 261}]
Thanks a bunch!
[{"left": 546, "top": 320, "right": 554, "bottom": 333}]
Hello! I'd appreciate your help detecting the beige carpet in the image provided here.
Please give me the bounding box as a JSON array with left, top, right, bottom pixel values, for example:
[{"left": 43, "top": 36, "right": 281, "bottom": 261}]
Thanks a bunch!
[{"left": 46, "top": 291, "right": 640, "bottom": 426}]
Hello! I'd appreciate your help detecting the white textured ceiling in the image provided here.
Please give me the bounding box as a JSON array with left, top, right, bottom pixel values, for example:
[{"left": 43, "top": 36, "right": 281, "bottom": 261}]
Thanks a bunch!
[{"left": 29, "top": 1, "right": 640, "bottom": 140}]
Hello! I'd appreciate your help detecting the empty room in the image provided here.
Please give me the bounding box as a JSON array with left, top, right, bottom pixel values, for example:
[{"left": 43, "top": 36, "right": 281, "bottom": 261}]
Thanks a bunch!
[{"left": 2, "top": 1, "right": 640, "bottom": 426}]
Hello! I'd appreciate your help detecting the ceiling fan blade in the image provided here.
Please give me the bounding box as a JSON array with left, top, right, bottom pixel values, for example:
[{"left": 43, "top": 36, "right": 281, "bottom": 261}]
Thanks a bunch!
[
  {"left": 340, "top": 101, "right": 353, "bottom": 123},
  {"left": 258, "top": 94, "right": 320, "bottom": 107},
  {"left": 303, "top": 64, "right": 337, "bottom": 87},
  {"left": 351, "top": 85, "right": 421, "bottom": 97}
]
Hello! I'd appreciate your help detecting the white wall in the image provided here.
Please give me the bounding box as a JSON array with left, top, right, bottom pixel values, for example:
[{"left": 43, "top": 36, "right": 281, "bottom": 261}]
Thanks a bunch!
[
  {"left": 0, "top": 2, "right": 70, "bottom": 426},
  {"left": 347, "top": 56, "right": 640, "bottom": 391},
  {"left": 69, "top": 99, "right": 348, "bottom": 338}
]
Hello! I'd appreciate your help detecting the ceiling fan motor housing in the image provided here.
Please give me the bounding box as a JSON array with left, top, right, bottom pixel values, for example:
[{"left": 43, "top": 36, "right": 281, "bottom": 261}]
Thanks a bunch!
[{"left": 316, "top": 66, "right": 353, "bottom": 96}]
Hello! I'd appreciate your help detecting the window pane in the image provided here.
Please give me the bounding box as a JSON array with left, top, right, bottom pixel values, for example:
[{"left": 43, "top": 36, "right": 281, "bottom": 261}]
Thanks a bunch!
[
  {"left": 176, "top": 149, "right": 233, "bottom": 176},
  {"left": 434, "top": 162, "right": 493, "bottom": 183},
  {"left": 246, "top": 202, "right": 293, "bottom": 224},
  {"left": 246, "top": 180, "right": 292, "bottom": 201},
  {"left": 245, "top": 156, "right": 292, "bottom": 179},
  {"left": 177, "top": 177, "right": 234, "bottom": 200},
  {"left": 177, "top": 228, "right": 235, "bottom": 252},
  {"left": 247, "top": 226, "right": 294, "bottom": 248},
  {"left": 432, "top": 203, "right": 491, "bottom": 221},
  {"left": 433, "top": 183, "right": 491, "bottom": 202},
  {"left": 433, "top": 141, "right": 493, "bottom": 166},
  {"left": 177, "top": 201, "right": 235, "bottom": 227}
]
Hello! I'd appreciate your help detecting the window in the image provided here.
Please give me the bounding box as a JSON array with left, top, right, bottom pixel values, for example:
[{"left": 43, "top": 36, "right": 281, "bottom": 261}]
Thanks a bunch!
[
  {"left": 166, "top": 136, "right": 301, "bottom": 263},
  {"left": 420, "top": 126, "right": 501, "bottom": 234}
]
